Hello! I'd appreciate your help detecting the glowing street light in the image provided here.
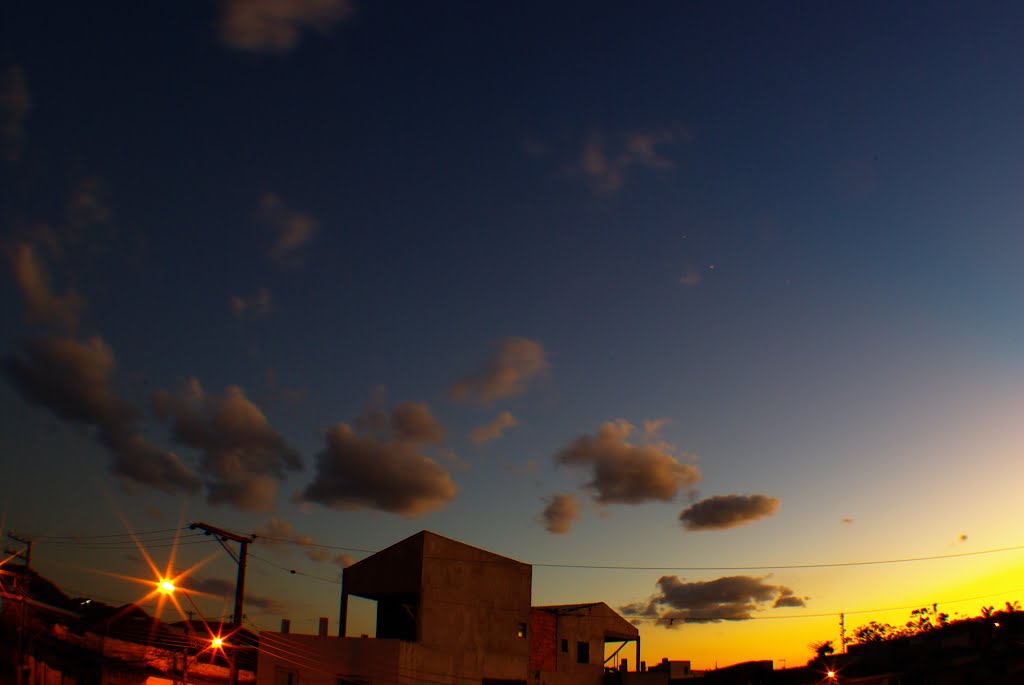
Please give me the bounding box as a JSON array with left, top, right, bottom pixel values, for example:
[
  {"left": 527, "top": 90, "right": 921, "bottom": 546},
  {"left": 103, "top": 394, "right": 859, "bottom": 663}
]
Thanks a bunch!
[{"left": 159, "top": 580, "right": 176, "bottom": 594}]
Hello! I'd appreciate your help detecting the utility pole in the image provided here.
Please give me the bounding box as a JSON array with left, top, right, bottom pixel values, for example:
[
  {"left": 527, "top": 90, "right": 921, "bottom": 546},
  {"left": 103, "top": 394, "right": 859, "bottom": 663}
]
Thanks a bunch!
[
  {"left": 839, "top": 613, "right": 846, "bottom": 653},
  {"left": 5, "top": 532, "right": 32, "bottom": 569},
  {"left": 189, "top": 523, "right": 253, "bottom": 685},
  {"left": 188, "top": 523, "right": 252, "bottom": 627}
]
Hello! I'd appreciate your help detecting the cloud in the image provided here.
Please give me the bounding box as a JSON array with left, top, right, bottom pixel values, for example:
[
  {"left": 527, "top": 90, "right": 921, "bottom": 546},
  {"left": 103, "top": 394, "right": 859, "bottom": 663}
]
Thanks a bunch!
[
  {"left": 574, "top": 128, "right": 689, "bottom": 193},
  {"left": 623, "top": 575, "right": 804, "bottom": 625},
  {"left": 230, "top": 288, "right": 274, "bottom": 319},
  {"left": 678, "top": 494, "right": 781, "bottom": 531},
  {"left": 65, "top": 178, "right": 112, "bottom": 237},
  {"left": 220, "top": 0, "right": 355, "bottom": 52},
  {"left": 152, "top": 379, "right": 301, "bottom": 511},
  {"left": 679, "top": 271, "right": 702, "bottom": 288},
  {"left": 187, "top": 576, "right": 284, "bottom": 614},
  {"left": 841, "top": 517, "right": 855, "bottom": 525},
  {"left": 642, "top": 418, "right": 669, "bottom": 437},
  {"left": 354, "top": 399, "right": 445, "bottom": 445},
  {"left": 6, "top": 242, "right": 84, "bottom": 332},
  {"left": 301, "top": 401, "right": 457, "bottom": 517},
  {"left": 254, "top": 517, "right": 353, "bottom": 565},
  {"left": 448, "top": 337, "right": 548, "bottom": 405},
  {"left": 259, "top": 193, "right": 318, "bottom": 267},
  {"left": 0, "top": 66, "right": 30, "bottom": 161},
  {"left": 540, "top": 493, "right": 580, "bottom": 534},
  {"left": 1, "top": 336, "right": 200, "bottom": 493},
  {"left": 773, "top": 592, "right": 807, "bottom": 608},
  {"left": 469, "top": 411, "right": 519, "bottom": 444},
  {"left": 555, "top": 419, "right": 701, "bottom": 505}
]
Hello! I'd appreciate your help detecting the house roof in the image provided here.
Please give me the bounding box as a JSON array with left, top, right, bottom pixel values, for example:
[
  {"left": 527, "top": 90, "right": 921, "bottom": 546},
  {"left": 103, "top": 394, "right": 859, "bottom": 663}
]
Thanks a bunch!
[{"left": 532, "top": 601, "right": 639, "bottom": 641}]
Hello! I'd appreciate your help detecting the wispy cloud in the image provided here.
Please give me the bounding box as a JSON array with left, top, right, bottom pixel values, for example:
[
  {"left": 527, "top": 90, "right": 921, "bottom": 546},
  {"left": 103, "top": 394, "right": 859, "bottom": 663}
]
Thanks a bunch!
[
  {"left": 301, "top": 400, "right": 457, "bottom": 516},
  {"left": 230, "top": 287, "right": 274, "bottom": 319},
  {"left": 679, "top": 270, "right": 702, "bottom": 288},
  {"left": 449, "top": 337, "right": 548, "bottom": 405},
  {"left": 469, "top": 411, "right": 519, "bottom": 444},
  {"left": 678, "top": 494, "right": 781, "bottom": 531},
  {"left": 259, "top": 193, "right": 318, "bottom": 267},
  {"left": 6, "top": 242, "right": 84, "bottom": 332},
  {"left": 2, "top": 336, "right": 200, "bottom": 493},
  {"left": 555, "top": 419, "right": 701, "bottom": 505},
  {"left": 188, "top": 576, "right": 284, "bottom": 614},
  {"left": 0, "top": 66, "right": 30, "bottom": 162},
  {"left": 220, "top": 0, "right": 355, "bottom": 52},
  {"left": 254, "top": 517, "right": 355, "bottom": 566},
  {"left": 572, "top": 127, "right": 690, "bottom": 192},
  {"left": 540, "top": 493, "right": 579, "bottom": 534}
]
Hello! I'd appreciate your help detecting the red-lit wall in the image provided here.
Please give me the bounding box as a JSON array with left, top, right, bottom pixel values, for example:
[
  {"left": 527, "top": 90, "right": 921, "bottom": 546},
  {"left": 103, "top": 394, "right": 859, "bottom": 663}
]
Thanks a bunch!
[{"left": 530, "top": 608, "right": 557, "bottom": 671}]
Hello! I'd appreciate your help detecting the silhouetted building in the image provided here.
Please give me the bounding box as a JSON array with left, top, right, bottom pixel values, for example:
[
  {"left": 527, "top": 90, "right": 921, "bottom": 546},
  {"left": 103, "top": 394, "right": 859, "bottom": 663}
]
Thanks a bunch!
[{"left": 255, "top": 531, "right": 639, "bottom": 685}]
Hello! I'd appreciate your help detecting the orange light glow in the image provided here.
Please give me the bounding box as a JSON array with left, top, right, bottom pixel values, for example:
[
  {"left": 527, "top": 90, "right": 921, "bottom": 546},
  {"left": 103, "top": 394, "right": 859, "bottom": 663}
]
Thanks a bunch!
[{"left": 159, "top": 579, "right": 176, "bottom": 594}]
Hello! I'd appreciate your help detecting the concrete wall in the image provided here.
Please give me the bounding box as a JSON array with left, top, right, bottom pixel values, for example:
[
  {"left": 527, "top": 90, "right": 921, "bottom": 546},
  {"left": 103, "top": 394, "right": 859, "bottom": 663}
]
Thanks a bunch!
[
  {"left": 255, "top": 632, "right": 527, "bottom": 685},
  {"left": 256, "top": 634, "right": 402, "bottom": 685},
  {"left": 417, "top": 533, "right": 532, "bottom": 682}
]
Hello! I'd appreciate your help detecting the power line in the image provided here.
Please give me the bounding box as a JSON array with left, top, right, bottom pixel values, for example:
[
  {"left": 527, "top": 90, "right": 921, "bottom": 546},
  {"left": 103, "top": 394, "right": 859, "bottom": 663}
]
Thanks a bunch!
[
  {"left": 36, "top": 534, "right": 205, "bottom": 547},
  {"left": 252, "top": 535, "right": 376, "bottom": 554},
  {"left": 253, "top": 534, "right": 1024, "bottom": 572},
  {"left": 533, "top": 543, "right": 1024, "bottom": 571},
  {"left": 26, "top": 526, "right": 1024, "bottom": 571},
  {"left": 31, "top": 528, "right": 189, "bottom": 541},
  {"left": 248, "top": 553, "right": 340, "bottom": 584}
]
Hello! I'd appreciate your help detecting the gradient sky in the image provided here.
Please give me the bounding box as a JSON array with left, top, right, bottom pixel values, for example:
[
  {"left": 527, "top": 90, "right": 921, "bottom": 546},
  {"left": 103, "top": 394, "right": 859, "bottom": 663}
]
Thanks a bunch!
[{"left": 2, "top": 0, "right": 1023, "bottom": 671}]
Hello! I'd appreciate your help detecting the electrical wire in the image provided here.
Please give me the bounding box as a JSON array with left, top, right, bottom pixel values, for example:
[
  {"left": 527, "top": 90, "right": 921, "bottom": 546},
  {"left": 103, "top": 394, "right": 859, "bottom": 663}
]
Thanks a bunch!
[
  {"left": 249, "top": 553, "right": 341, "bottom": 584},
  {"left": 532, "top": 543, "right": 1024, "bottom": 571},
  {"left": 30, "top": 528, "right": 190, "bottom": 541},
  {"left": 251, "top": 535, "right": 1024, "bottom": 572},
  {"left": 26, "top": 527, "right": 1024, "bottom": 572},
  {"left": 37, "top": 534, "right": 206, "bottom": 548}
]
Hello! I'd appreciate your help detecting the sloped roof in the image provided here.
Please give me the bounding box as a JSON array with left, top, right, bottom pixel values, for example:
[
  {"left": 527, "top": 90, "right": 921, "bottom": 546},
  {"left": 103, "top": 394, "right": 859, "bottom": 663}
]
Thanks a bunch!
[{"left": 532, "top": 601, "right": 639, "bottom": 641}]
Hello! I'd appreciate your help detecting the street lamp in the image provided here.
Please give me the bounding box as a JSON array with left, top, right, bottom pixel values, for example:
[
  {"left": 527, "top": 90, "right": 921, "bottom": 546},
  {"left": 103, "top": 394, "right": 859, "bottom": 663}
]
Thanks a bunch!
[{"left": 157, "top": 580, "right": 236, "bottom": 685}]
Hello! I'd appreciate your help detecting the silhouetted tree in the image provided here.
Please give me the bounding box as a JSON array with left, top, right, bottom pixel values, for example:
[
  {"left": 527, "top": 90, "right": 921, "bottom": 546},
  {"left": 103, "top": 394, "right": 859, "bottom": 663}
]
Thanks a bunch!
[
  {"left": 809, "top": 639, "right": 834, "bottom": 659},
  {"left": 905, "top": 605, "right": 949, "bottom": 634},
  {"left": 852, "top": 621, "right": 903, "bottom": 644}
]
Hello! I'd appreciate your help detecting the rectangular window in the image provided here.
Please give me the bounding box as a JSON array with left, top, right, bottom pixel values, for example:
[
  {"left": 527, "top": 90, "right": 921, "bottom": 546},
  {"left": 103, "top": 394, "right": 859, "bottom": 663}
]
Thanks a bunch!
[
  {"left": 577, "top": 641, "right": 590, "bottom": 664},
  {"left": 560, "top": 639, "right": 568, "bottom": 653}
]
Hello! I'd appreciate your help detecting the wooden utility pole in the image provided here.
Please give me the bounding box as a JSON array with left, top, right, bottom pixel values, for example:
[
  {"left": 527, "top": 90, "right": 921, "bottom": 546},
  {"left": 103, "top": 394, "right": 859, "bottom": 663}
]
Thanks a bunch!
[
  {"left": 188, "top": 522, "right": 252, "bottom": 627},
  {"left": 188, "top": 522, "right": 253, "bottom": 685}
]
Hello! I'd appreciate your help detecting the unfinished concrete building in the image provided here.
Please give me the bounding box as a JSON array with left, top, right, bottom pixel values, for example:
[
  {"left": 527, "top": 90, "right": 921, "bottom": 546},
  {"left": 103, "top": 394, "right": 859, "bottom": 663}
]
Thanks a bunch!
[{"left": 256, "top": 531, "right": 639, "bottom": 685}]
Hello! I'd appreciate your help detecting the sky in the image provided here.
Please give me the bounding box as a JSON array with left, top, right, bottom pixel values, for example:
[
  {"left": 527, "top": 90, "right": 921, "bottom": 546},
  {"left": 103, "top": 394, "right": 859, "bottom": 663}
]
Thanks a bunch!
[{"left": 2, "top": 0, "right": 1024, "bottom": 672}]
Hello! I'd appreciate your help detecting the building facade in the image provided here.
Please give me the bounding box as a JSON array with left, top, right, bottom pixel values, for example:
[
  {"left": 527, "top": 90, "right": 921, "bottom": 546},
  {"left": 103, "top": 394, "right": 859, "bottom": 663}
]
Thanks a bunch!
[{"left": 256, "top": 531, "right": 639, "bottom": 685}]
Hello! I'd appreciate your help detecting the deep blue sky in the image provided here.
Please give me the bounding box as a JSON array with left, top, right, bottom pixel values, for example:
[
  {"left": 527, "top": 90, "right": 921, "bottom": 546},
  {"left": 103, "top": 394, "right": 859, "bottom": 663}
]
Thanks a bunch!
[{"left": 2, "top": 0, "right": 1023, "bottom": 668}]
